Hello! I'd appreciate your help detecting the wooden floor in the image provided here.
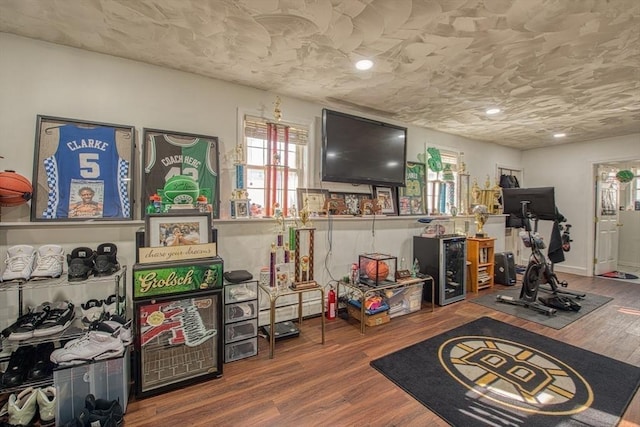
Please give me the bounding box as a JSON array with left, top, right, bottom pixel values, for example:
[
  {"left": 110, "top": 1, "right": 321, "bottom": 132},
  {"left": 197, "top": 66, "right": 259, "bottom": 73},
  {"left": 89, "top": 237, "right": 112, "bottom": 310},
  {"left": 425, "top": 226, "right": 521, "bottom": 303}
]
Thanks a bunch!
[{"left": 124, "top": 273, "right": 640, "bottom": 427}]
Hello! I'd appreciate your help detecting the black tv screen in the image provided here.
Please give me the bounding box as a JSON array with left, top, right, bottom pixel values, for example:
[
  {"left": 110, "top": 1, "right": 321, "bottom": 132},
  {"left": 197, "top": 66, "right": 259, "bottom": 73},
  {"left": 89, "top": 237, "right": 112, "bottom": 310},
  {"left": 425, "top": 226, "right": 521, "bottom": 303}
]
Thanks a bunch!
[{"left": 321, "top": 109, "right": 407, "bottom": 187}]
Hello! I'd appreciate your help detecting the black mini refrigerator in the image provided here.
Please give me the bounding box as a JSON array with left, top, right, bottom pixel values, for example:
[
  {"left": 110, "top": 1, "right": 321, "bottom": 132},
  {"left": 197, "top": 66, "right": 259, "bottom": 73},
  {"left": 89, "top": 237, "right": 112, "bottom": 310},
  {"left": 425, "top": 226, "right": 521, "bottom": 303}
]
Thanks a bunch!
[{"left": 413, "top": 236, "right": 467, "bottom": 306}]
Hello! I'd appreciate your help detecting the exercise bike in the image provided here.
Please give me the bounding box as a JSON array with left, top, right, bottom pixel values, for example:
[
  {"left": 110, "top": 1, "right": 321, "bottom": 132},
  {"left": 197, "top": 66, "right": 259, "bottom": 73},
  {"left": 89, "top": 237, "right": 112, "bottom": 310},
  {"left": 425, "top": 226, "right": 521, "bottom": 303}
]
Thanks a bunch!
[{"left": 497, "top": 187, "right": 583, "bottom": 316}]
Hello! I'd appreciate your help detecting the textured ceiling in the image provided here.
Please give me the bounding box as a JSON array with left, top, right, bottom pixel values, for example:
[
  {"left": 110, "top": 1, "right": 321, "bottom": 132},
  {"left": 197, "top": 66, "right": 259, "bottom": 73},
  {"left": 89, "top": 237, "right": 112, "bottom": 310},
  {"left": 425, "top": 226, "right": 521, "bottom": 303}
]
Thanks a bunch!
[{"left": 1, "top": 0, "right": 639, "bottom": 150}]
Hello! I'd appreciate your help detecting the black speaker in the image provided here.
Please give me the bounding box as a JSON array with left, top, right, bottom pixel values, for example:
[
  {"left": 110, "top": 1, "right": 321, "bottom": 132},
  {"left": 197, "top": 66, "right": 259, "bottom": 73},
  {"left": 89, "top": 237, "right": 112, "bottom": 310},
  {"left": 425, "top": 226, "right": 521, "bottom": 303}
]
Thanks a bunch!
[{"left": 494, "top": 252, "right": 516, "bottom": 285}]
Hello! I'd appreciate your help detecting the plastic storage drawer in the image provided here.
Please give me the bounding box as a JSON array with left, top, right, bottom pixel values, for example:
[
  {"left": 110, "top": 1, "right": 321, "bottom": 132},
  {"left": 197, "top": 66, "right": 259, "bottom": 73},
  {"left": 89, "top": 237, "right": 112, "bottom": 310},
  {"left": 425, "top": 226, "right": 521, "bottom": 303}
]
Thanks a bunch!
[
  {"left": 225, "top": 318, "right": 258, "bottom": 343},
  {"left": 225, "top": 337, "right": 258, "bottom": 363},
  {"left": 55, "top": 349, "right": 130, "bottom": 425},
  {"left": 224, "top": 281, "right": 258, "bottom": 303},
  {"left": 224, "top": 300, "right": 258, "bottom": 323}
]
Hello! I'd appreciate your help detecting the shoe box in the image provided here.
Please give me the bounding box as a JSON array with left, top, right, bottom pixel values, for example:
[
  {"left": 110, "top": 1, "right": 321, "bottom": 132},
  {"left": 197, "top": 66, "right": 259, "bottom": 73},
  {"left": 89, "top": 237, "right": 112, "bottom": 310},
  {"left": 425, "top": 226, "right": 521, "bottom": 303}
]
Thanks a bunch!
[{"left": 54, "top": 347, "right": 130, "bottom": 425}]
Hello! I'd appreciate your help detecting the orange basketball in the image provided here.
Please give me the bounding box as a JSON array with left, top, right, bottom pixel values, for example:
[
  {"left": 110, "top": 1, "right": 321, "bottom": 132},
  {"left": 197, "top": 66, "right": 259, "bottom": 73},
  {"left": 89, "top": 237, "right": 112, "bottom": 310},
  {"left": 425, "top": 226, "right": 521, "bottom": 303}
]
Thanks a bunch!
[
  {"left": 366, "top": 260, "right": 389, "bottom": 281},
  {"left": 0, "top": 170, "right": 33, "bottom": 207}
]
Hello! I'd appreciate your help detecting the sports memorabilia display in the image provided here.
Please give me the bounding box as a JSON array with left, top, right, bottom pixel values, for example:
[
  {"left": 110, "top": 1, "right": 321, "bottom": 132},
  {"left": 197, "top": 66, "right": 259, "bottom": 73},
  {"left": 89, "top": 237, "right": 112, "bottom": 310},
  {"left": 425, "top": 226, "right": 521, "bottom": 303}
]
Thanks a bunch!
[
  {"left": 142, "top": 129, "right": 220, "bottom": 218},
  {"left": 31, "top": 116, "right": 135, "bottom": 221}
]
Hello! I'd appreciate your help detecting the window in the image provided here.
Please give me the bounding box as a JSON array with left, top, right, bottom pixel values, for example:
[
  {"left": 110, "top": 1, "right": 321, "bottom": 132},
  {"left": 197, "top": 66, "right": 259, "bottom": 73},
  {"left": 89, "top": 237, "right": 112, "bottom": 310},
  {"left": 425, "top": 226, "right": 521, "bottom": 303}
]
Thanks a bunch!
[
  {"left": 243, "top": 115, "right": 308, "bottom": 217},
  {"left": 425, "top": 150, "right": 459, "bottom": 215}
]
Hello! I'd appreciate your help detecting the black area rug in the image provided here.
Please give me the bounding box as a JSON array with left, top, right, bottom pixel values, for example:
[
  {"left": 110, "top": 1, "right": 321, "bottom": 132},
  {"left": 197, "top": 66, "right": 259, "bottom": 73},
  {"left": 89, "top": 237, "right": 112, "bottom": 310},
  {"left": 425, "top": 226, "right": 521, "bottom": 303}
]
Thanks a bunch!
[
  {"left": 470, "top": 288, "right": 612, "bottom": 329},
  {"left": 370, "top": 317, "right": 640, "bottom": 427}
]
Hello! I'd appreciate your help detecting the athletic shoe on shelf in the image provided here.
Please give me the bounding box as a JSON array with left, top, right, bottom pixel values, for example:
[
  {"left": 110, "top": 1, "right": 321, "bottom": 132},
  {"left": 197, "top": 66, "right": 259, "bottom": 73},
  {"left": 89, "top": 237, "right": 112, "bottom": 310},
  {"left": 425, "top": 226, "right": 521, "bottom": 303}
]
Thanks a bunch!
[
  {"left": 93, "top": 243, "right": 120, "bottom": 277},
  {"left": 33, "top": 301, "right": 75, "bottom": 337},
  {"left": 36, "top": 386, "right": 56, "bottom": 427},
  {"left": 50, "top": 330, "right": 124, "bottom": 366},
  {"left": 6, "top": 303, "right": 51, "bottom": 341},
  {"left": 7, "top": 387, "right": 38, "bottom": 427},
  {"left": 2, "top": 245, "right": 36, "bottom": 282},
  {"left": 1, "top": 345, "right": 36, "bottom": 388},
  {"left": 85, "top": 394, "right": 124, "bottom": 426},
  {"left": 27, "top": 342, "right": 56, "bottom": 382},
  {"left": 30, "top": 244, "right": 65, "bottom": 280},
  {"left": 103, "top": 294, "right": 125, "bottom": 317},
  {"left": 81, "top": 298, "right": 105, "bottom": 325},
  {"left": 67, "top": 247, "right": 95, "bottom": 282},
  {"left": 90, "top": 314, "right": 133, "bottom": 345}
]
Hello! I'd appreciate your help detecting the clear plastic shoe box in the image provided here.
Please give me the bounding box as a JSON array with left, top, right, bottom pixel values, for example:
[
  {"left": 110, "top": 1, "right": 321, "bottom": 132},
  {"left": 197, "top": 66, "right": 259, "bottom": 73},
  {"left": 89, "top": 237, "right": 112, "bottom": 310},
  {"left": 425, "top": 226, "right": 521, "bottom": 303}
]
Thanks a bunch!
[{"left": 54, "top": 348, "right": 130, "bottom": 425}]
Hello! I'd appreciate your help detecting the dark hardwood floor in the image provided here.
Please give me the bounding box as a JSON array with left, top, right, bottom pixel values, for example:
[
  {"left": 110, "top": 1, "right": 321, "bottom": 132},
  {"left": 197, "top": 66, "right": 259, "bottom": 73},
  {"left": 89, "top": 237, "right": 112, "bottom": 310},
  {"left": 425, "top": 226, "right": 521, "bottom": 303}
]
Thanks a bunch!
[{"left": 124, "top": 273, "right": 640, "bottom": 426}]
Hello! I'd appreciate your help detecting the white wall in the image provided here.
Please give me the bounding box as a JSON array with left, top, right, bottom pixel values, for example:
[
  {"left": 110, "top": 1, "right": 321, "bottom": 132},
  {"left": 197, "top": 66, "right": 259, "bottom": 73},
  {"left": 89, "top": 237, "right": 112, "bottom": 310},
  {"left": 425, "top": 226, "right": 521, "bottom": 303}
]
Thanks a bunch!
[{"left": 522, "top": 135, "right": 640, "bottom": 275}]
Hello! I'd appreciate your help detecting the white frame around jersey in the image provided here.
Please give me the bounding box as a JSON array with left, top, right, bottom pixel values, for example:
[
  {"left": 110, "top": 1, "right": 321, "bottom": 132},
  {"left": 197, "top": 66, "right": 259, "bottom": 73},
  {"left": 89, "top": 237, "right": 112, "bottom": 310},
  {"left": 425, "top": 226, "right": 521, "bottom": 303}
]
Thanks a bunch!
[{"left": 31, "top": 115, "right": 135, "bottom": 222}]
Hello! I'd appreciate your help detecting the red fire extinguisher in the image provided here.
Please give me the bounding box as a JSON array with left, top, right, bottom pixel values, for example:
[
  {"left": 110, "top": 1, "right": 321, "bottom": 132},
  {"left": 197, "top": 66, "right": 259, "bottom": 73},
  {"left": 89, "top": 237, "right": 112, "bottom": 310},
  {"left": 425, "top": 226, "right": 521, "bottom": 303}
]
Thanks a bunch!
[{"left": 327, "top": 286, "right": 336, "bottom": 320}]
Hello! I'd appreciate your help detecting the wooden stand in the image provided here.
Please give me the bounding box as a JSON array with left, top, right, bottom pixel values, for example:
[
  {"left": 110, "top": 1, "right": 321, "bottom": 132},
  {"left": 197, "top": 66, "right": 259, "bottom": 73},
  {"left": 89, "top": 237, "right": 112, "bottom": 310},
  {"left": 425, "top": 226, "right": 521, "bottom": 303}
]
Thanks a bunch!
[{"left": 467, "top": 237, "right": 496, "bottom": 293}]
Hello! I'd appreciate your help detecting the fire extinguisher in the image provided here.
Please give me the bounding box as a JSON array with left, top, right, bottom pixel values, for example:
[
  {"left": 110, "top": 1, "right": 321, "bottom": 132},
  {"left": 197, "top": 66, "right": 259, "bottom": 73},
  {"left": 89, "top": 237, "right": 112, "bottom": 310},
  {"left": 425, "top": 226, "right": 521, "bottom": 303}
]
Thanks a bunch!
[{"left": 327, "top": 286, "right": 336, "bottom": 320}]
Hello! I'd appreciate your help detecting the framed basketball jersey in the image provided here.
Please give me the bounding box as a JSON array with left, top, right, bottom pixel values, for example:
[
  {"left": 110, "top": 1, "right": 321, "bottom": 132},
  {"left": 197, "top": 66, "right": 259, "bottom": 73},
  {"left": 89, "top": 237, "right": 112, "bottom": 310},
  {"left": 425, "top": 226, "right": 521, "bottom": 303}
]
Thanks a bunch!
[
  {"left": 31, "top": 115, "right": 135, "bottom": 221},
  {"left": 142, "top": 129, "right": 220, "bottom": 219}
]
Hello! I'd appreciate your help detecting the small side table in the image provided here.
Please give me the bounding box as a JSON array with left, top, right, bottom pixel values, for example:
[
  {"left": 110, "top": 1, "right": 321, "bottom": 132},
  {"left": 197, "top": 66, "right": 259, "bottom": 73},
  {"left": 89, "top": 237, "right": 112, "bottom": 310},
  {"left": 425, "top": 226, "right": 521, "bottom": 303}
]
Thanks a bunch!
[{"left": 258, "top": 282, "right": 325, "bottom": 359}]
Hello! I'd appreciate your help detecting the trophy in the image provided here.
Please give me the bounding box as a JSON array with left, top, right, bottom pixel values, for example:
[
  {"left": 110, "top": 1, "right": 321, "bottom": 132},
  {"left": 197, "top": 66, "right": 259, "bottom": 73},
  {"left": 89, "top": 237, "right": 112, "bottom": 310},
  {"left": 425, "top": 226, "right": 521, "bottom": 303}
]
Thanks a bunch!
[{"left": 473, "top": 204, "right": 489, "bottom": 237}]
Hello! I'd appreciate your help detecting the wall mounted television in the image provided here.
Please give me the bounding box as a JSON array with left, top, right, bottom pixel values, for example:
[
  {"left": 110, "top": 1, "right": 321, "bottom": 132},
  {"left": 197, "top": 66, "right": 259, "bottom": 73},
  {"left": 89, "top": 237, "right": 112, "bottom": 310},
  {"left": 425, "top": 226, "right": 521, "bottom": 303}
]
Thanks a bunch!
[{"left": 321, "top": 108, "right": 407, "bottom": 187}]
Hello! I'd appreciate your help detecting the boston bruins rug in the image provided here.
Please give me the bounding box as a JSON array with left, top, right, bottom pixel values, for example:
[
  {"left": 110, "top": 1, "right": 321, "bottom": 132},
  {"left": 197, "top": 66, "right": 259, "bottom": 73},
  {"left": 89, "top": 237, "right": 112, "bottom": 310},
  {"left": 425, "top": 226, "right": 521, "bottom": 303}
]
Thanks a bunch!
[{"left": 370, "top": 317, "right": 640, "bottom": 426}]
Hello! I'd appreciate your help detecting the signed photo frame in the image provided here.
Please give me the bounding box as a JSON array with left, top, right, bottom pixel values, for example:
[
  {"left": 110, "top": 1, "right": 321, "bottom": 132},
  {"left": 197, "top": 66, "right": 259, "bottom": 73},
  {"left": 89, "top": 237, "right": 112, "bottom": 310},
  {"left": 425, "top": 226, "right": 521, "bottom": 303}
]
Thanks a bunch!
[
  {"left": 145, "top": 213, "right": 212, "bottom": 248},
  {"left": 373, "top": 186, "right": 398, "bottom": 215},
  {"left": 142, "top": 128, "right": 220, "bottom": 219},
  {"left": 296, "top": 188, "right": 328, "bottom": 214},
  {"left": 31, "top": 115, "right": 135, "bottom": 222},
  {"left": 398, "top": 161, "right": 426, "bottom": 215}
]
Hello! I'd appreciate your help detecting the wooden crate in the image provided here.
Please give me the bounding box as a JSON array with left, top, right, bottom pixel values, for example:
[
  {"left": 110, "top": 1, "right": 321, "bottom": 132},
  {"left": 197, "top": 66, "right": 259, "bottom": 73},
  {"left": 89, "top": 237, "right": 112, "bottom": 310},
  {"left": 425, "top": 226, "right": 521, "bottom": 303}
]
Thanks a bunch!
[{"left": 347, "top": 304, "right": 390, "bottom": 327}]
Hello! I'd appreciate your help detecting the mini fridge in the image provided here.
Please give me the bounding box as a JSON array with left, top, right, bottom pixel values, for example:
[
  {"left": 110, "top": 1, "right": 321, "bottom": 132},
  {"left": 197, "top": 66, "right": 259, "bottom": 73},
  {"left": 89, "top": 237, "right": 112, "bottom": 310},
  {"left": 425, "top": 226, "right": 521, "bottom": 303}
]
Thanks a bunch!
[{"left": 413, "top": 235, "right": 467, "bottom": 306}]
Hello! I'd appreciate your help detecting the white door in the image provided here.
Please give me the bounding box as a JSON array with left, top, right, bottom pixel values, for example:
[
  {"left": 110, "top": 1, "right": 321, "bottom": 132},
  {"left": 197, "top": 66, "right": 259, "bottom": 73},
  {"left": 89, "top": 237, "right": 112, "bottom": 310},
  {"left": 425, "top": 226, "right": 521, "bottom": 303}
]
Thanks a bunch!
[{"left": 594, "top": 166, "right": 620, "bottom": 275}]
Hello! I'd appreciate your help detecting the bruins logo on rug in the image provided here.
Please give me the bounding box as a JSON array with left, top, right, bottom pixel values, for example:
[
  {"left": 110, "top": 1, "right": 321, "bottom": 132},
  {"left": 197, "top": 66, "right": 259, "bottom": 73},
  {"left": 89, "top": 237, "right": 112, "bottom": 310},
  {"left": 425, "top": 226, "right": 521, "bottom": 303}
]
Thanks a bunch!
[{"left": 439, "top": 335, "right": 594, "bottom": 415}]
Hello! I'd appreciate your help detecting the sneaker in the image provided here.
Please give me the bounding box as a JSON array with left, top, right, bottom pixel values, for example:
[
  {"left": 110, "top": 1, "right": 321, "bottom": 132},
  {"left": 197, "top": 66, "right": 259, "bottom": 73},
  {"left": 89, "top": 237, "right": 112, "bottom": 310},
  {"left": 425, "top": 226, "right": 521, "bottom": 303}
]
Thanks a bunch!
[
  {"left": 27, "top": 342, "right": 56, "bottom": 381},
  {"left": 85, "top": 394, "right": 124, "bottom": 426},
  {"left": 93, "top": 243, "right": 120, "bottom": 277},
  {"left": 2, "top": 245, "right": 36, "bottom": 282},
  {"left": 81, "top": 298, "right": 105, "bottom": 325},
  {"left": 103, "top": 294, "right": 125, "bottom": 317},
  {"left": 7, "top": 387, "right": 38, "bottom": 426},
  {"left": 1, "top": 345, "right": 36, "bottom": 388},
  {"left": 36, "top": 386, "right": 56, "bottom": 427},
  {"left": 67, "top": 247, "right": 95, "bottom": 282},
  {"left": 6, "top": 303, "right": 51, "bottom": 341},
  {"left": 50, "top": 330, "right": 124, "bottom": 366},
  {"left": 91, "top": 314, "right": 133, "bottom": 345},
  {"left": 72, "top": 408, "right": 118, "bottom": 427},
  {"left": 31, "top": 245, "right": 65, "bottom": 279},
  {"left": 33, "top": 301, "right": 75, "bottom": 337}
]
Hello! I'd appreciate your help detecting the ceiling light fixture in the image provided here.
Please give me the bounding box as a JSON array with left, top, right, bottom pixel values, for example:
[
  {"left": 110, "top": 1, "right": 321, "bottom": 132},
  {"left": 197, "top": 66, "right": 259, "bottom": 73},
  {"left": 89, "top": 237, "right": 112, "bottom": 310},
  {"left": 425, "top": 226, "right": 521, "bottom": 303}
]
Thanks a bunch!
[
  {"left": 485, "top": 108, "right": 501, "bottom": 115},
  {"left": 553, "top": 133, "right": 566, "bottom": 138},
  {"left": 355, "top": 59, "right": 373, "bottom": 71}
]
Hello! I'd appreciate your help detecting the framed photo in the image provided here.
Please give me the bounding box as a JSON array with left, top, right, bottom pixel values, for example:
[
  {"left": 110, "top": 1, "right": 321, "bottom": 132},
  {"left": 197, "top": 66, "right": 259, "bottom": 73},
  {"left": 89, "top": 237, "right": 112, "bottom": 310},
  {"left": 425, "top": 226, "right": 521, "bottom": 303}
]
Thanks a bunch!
[
  {"left": 329, "top": 192, "right": 371, "bottom": 215},
  {"left": 231, "top": 199, "right": 250, "bottom": 219},
  {"left": 373, "top": 186, "right": 397, "bottom": 215},
  {"left": 30, "top": 115, "right": 135, "bottom": 221},
  {"left": 142, "top": 128, "right": 220, "bottom": 219},
  {"left": 398, "top": 162, "right": 426, "bottom": 215},
  {"left": 296, "top": 188, "right": 328, "bottom": 214},
  {"left": 145, "top": 213, "right": 212, "bottom": 248}
]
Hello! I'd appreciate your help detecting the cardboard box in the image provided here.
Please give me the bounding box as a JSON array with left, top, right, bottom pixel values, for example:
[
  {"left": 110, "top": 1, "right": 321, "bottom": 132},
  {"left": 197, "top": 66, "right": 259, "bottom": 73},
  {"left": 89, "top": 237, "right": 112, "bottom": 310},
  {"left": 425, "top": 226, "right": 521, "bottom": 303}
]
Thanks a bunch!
[{"left": 347, "top": 304, "right": 390, "bottom": 327}]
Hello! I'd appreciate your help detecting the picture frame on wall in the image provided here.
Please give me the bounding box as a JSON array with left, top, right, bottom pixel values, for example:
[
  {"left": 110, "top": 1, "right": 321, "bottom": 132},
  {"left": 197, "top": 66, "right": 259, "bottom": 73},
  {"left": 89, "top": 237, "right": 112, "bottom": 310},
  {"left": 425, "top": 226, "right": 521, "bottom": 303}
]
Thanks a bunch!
[
  {"left": 373, "top": 186, "right": 398, "bottom": 215},
  {"left": 398, "top": 161, "right": 427, "bottom": 215},
  {"left": 30, "top": 115, "right": 135, "bottom": 221},
  {"left": 145, "top": 212, "right": 212, "bottom": 248},
  {"left": 142, "top": 128, "right": 220, "bottom": 219},
  {"left": 296, "top": 188, "right": 328, "bottom": 214}
]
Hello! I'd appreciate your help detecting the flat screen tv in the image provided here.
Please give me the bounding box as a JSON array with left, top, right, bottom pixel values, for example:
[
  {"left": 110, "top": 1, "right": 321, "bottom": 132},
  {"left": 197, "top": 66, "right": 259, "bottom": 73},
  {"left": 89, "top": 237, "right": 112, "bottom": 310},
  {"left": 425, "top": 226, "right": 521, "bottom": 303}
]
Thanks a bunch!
[{"left": 321, "top": 109, "right": 407, "bottom": 187}]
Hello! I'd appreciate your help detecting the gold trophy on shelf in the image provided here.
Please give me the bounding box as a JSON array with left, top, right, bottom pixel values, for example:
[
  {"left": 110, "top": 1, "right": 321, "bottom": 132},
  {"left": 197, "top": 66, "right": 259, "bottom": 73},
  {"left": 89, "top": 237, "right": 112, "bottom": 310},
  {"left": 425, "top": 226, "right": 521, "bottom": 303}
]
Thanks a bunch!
[{"left": 473, "top": 204, "right": 489, "bottom": 237}]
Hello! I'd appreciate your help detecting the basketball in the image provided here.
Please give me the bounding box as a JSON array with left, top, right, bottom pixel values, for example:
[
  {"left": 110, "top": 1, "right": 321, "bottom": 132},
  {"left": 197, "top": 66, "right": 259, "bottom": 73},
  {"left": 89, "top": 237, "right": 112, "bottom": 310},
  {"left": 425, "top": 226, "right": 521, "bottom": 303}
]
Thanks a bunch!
[
  {"left": 0, "top": 170, "right": 33, "bottom": 207},
  {"left": 163, "top": 175, "right": 200, "bottom": 205},
  {"left": 366, "top": 260, "right": 389, "bottom": 281}
]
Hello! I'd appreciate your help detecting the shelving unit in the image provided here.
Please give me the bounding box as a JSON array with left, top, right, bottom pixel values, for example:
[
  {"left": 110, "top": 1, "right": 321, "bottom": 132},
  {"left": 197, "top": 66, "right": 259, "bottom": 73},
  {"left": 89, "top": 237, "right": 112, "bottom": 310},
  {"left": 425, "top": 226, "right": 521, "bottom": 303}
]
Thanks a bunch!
[{"left": 467, "top": 237, "right": 496, "bottom": 293}]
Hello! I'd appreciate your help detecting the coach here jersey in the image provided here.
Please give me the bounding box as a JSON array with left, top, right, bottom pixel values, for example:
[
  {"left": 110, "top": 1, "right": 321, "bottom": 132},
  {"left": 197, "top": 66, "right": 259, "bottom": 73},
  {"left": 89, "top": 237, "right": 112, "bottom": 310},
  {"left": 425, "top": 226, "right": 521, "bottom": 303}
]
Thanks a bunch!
[{"left": 43, "top": 125, "right": 130, "bottom": 218}]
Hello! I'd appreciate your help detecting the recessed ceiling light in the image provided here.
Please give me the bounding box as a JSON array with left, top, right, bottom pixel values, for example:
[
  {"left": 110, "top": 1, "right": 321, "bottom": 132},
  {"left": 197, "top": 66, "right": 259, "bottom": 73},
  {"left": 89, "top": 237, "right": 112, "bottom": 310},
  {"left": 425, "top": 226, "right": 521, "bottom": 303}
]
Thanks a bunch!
[
  {"left": 553, "top": 133, "right": 566, "bottom": 138},
  {"left": 355, "top": 59, "right": 373, "bottom": 70},
  {"left": 485, "top": 108, "right": 501, "bottom": 115}
]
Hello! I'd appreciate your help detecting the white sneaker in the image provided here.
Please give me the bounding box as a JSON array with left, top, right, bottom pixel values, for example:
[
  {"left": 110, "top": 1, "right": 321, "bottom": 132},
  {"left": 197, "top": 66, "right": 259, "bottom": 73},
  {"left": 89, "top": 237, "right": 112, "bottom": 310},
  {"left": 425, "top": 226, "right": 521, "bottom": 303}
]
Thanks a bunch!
[
  {"left": 50, "top": 330, "right": 124, "bottom": 365},
  {"left": 36, "top": 386, "right": 56, "bottom": 426},
  {"left": 31, "top": 244, "right": 65, "bottom": 279},
  {"left": 8, "top": 387, "right": 38, "bottom": 426},
  {"left": 2, "top": 245, "right": 36, "bottom": 282},
  {"left": 93, "top": 314, "right": 133, "bottom": 345},
  {"left": 103, "top": 294, "right": 126, "bottom": 317}
]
